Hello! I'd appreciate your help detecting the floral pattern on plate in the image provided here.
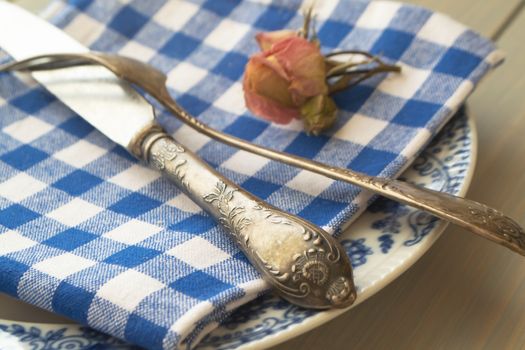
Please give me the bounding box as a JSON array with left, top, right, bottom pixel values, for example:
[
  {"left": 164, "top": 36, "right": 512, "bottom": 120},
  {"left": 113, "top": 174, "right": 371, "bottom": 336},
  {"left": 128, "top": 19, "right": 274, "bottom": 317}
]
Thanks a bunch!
[{"left": 0, "top": 108, "right": 474, "bottom": 350}]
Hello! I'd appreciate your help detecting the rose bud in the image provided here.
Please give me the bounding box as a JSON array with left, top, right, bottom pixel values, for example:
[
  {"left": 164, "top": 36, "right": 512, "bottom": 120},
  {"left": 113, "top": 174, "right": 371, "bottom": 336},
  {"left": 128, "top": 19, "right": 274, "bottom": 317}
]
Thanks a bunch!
[
  {"left": 300, "top": 94, "right": 337, "bottom": 135},
  {"left": 243, "top": 35, "right": 331, "bottom": 130}
]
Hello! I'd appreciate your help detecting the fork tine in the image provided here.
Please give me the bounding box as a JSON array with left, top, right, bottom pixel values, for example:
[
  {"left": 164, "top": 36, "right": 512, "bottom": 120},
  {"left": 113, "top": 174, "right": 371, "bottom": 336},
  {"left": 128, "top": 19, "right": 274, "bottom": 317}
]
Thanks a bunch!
[
  {"left": 0, "top": 56, "right": 57, "bottom": 72},
  {"left": 0, "top": 54, "right": 95, "bottom": 73}
]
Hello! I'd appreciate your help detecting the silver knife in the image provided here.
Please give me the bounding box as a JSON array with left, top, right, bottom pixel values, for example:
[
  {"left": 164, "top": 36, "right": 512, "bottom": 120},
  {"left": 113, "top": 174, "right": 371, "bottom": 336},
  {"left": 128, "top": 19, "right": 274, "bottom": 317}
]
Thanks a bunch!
[{"left": 0, "top": 2, "right": 355, "bottom": 309}]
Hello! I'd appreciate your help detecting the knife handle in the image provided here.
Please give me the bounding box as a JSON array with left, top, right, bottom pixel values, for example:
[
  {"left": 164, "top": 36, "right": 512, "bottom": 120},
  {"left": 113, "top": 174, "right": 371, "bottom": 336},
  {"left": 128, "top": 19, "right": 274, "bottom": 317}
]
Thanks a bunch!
[{"left": 131, "top": 125, "right": 355, "bottom": 309}]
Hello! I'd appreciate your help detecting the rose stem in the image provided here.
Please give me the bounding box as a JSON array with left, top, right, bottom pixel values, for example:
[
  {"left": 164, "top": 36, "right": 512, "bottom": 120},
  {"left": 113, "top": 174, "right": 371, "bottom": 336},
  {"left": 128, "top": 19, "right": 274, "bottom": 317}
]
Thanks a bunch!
[
  {"left": 325, "top": 50, "right": 401, "bottom": 75},
  {"left": 300, "top": 6, "right": 314, "bottom": 39}
]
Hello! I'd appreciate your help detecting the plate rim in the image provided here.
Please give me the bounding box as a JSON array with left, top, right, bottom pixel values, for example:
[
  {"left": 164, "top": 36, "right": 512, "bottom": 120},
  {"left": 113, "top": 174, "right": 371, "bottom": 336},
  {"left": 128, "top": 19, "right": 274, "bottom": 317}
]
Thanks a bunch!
[
  {"left": 0, "top": 109, "right": 478, "bottom": 350},
  {"left": 240, "top": 109, "right": 478, "bottom": 349},
  {"left": 0, "top": 2, "right": 481, "bottom": 349}
]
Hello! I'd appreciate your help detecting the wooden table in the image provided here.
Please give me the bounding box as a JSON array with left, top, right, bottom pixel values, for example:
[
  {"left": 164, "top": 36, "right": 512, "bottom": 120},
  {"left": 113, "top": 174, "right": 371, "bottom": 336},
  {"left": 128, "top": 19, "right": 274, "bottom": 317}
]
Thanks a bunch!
[
  {"left": 272, "top": 1, "right": 525, "bottom": 349},
  {"left": 6, "top": 0, "right": 525, "bottom": 349}
]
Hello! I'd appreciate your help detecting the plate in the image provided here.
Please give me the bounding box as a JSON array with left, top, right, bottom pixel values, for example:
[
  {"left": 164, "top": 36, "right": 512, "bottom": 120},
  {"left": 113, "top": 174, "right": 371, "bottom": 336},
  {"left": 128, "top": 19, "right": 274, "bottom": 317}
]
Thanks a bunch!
[{"left": 0, "top": 107, "right": 476, "bottom": 349}]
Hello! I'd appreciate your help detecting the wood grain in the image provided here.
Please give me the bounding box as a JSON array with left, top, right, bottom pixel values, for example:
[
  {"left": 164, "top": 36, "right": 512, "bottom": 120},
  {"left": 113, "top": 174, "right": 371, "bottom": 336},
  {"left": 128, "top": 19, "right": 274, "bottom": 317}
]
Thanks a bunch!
[
  {"left": 271, "top": 1, "right": 525, "bottom": 349},
  {"left": 2, "top": 1, "right": 524, "bottom": 349}
]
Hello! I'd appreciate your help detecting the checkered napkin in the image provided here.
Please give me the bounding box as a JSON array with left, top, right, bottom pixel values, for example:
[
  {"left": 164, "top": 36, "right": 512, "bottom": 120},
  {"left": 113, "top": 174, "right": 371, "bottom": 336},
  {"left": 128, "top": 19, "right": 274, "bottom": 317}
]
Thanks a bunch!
[{"left": 0, "top": 0, "right": 502, "bottom": 349}]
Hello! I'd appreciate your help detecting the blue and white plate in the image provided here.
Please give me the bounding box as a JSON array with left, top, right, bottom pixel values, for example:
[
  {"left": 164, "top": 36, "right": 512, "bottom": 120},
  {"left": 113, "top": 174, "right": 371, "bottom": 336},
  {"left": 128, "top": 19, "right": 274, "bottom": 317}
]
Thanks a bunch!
[{"left": 0, "top": 107, "right": 476, "bottom": 349}]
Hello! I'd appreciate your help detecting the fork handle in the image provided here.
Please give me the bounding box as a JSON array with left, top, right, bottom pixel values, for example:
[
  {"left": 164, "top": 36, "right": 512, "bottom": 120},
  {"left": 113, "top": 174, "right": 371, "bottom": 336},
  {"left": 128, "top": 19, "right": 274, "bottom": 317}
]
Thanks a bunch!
[
  {"left": 131, "top": 124, "right": 356, "bottom": 309},
  {"left": 5, "top": 53, "right": 524, "bottom": 257},
  {"left": 164, "top": 101, "right": 525, "bottom": 257},
  {"left": 356, "top": 176, "right": 525, "bottom": 255}
]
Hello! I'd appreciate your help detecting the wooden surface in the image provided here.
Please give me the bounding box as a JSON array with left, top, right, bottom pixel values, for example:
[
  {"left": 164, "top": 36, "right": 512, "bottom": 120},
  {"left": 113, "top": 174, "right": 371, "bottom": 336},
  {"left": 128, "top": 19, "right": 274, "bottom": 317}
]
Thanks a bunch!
[
  {"left": 3, "top": 0, "right": 525, "bottom": 349},
  {"left": 272, "top": 1, "right": 525, "bottom": 349}
]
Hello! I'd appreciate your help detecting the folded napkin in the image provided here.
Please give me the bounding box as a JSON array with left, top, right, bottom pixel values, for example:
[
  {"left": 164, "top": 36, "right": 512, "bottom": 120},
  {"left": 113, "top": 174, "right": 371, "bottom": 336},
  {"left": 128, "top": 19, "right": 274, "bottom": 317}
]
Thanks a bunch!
[{"left": 0, "top": 0, "right": 503, "bottom": 349}]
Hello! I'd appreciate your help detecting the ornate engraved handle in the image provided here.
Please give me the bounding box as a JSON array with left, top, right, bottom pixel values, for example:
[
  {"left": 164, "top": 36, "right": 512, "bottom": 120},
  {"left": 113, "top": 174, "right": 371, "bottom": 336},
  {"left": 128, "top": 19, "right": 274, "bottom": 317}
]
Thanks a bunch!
[
  {"left": 132, "top": 125, "right": 356, "bottom": 309},
  {"left": 343, "top": 172, "right": 525, "bottom": 255}
]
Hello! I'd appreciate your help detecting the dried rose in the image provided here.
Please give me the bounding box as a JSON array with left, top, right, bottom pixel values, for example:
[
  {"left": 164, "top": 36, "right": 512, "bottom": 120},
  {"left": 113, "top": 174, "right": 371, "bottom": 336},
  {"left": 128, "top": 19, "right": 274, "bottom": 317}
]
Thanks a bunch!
[
  {"left": 242, "top": 9, "right": 400, "bottom": 135},
  {"left": 243, "top": 34, "right": 334, "bottom": 131}
]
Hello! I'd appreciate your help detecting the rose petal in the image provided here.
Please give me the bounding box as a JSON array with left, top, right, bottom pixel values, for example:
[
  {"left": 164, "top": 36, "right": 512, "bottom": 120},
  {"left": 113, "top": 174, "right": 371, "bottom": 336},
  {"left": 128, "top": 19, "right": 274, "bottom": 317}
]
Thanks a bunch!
[
  {"left": 270, "top": 37, "right": 327, "bottom": 102},
  {"left": 251, "top": 53, "right": 290, "bottom": 86},
  {"left": 243, "top": 86, "right": 300, "bottom": 124},
  {"left": 255, "top": 30, "right": 297, "bottom": 51},
  {"left": 245, "top": 55, "right": 294, "bottom": 107},
  {"left": 243, "top": 57, "right": 299, "bottom": 124}
]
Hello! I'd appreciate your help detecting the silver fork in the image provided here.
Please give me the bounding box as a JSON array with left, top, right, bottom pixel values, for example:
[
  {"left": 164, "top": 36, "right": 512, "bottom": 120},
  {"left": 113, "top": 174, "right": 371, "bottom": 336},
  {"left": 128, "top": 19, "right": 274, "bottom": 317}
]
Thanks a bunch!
[{"left": 1, "top": 52, "right": 524, "bottom": 256}]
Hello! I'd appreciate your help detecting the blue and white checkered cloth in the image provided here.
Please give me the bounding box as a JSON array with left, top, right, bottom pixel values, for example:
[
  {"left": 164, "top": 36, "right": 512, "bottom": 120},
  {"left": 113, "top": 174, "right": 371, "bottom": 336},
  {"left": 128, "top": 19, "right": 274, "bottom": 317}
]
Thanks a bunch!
[{"left": 0, "top": 0, "right": 503, "bottom": 348}]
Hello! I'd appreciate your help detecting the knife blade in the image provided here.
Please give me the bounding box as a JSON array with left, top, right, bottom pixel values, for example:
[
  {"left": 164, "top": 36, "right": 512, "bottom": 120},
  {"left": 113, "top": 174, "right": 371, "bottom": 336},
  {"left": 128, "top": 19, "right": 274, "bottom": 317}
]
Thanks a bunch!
[
  {"left": 0, "top": 2, "right": 356, "bottom": 309},
  {"left": 0, "top": 2, "right": 153, "bottom": 148}
]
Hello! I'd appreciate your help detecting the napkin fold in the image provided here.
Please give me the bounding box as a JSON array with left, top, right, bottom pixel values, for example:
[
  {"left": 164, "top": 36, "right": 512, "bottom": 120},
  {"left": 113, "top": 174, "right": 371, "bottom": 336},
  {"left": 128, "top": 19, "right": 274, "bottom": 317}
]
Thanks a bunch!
[{"left": 0, "top": 0, "right": 503, "bottom": 349}]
